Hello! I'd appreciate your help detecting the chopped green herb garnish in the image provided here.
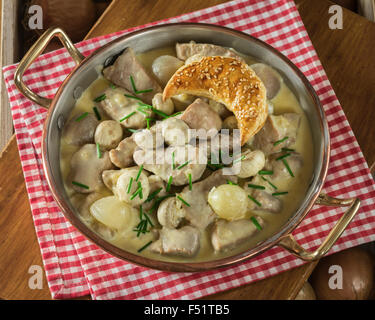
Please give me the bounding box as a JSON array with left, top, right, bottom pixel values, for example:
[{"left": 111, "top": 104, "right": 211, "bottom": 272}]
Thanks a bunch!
[
  {"left": 127, "top": 128, "right": 138, "bottom": 133},
  {"left": 276, "top": 153, "right": 291, "bottom": 161},
  {"left": 109, "top": 82, "right": 116, "bottom": 89},
  {"left": 120, "top": 111, "right": 136, "bottom": 122},
  {"left": 282, "top": 159, "right": 294, "bottom": 177},
  {"left": 137, "top": 107, "right": 149, "bottom": 116},
  {"left": 138, "top": 102, "right": 152, "bottom": 110},
  {"left": 146, "top": 118, "right": 151, "bottom": 129},
  {"left": 166, "top": 176, "right": 173, "bottom": 192},
  {"left": 227, "top": 180, "right": 238, "bottom": 185},
  {"left": 166, "top": 111, "right": 183, "bottom": 119},
  {"left": 138, "top": 181, "right": 143, "bottom": 199},
  {"left": 145, "top": 188, "right": 162, "bottom": 203},
  {"left": 273, "top": 136, "right": 289, "bottom": 146},
  {"left": 96, "top": 143, "right": 102, "bottom": 159},
  {"left": 143, "top": 212, "right": 154, "bottom": 227},
  {"left": 72, "top": 181, "right": 89, "bottom": 189},
  {"left": 172, "top": 151, "right": 176, "bottom": 170},
  {"left": 75, "top": 112, "right": 88, "bottom": 122},
  {"left": 260, "top": 176, "right": 277, "bottom": 190},
  {"left": 248, "top": 195, "right": 262, "bottom": 207},
  {"left": 177, "top": 195, "right": 191, "bottom": 207},
  {"left": 258, "top": 170, "right": 274, "bottom": 176},
  {"left": 136, "top": 88, "right": 153, "bottom": 94},
  {"left": 127, "top": 177, "right": 134, "bottom": 194},
  {"left": 139, "top": 205, "right": 143, "bottom": 220},
  {"left": 93, "top": 106, "right": 101, "bottom": 120},
  {"left": 188, "top": 173, "right": 192, "bottom": 190},
  {"left": 272, "top": 191, "right": 289, "bottom": 196},
  {"left": 281, "top": 147, "right": 295, "bottom": 152},
  {"left": 233, "top": 155, "right": 246, "bottom": 164},
  {"left": 93, "top": 94, "right": 106, "bottom": 102},
  {"left": 152, "top": 108, "right": 169, "bottom": 119},
  {"left": 130, "top": 183, "right": 143, "bottom": 200},
  {"left": 136, "top": 165, "right": 143, "bottom": 182},
  {"left": 130, "top": 75, "right": 137, "bottom": 93},
  {"left": 137, "top": 241, "right": 153, "bottom": 253},
  {"left": 177, "top": 160, "right": 191, "bottom": 170},
  {"left": 248, "top": 184, "right": 265, "bottom": 190},
  {"left": 124, "top": 94, "right": 142, "bottom": 101},
  {"left": 251, "top": 217, "right": 263, "bottom": 230}
]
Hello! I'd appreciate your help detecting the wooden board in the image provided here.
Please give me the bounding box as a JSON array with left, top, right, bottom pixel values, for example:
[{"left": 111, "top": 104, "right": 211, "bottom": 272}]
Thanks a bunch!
[{"left": 0, "top": 0, "right": 375, "bottom": 300}]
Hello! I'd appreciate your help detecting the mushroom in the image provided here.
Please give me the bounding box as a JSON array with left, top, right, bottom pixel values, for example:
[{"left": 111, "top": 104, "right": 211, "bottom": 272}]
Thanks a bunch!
[
  {"left": 161, "top": 117, "right": 190, "bottom": 146},
  {"left": 234, "top": 149, "right": 266, "bottom": 179},
  {"left": 70, "top": 144, "right": 114, "bottom": 193},
  {"left": 94, "top": 120, "right": 123, "bottom": 150},
  {"left": 157, "top": 197, "right": 185, "bottom": 228},
  {"left": 109, "top": 135, "right": 137, "bottom": 168},
  {"left": 152, "top": 93, "right": 174, "bottom": 116},
  {"left": 133, "top": 126, "right": 164, "bottom": 150},
  {"left": 152, "top": 55, "right": 184, "bottom": 86},
  {"left": 62, "top": 113, "right": 99, "bottom": 146}
]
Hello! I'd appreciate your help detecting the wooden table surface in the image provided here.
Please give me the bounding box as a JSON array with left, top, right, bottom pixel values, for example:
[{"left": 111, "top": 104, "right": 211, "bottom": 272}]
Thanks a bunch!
[{"left": 1, "top": 0, "right": 375, "bottom": 300}]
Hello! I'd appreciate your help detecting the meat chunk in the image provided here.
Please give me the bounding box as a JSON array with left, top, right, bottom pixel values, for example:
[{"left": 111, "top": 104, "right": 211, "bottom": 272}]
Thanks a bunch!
[
  {"left": 211, "top": 217, "right": 265, "bottom": 252},
  {"left": 151, "top": 55, "right": 184, "bottom": 86},
  {"left": 63, "top": 113, "right": 99, "bottom": 146},
  {"left": 109, "top": 135, "right": 137, "bottom": 168},
  {"left": 149, "top": 226, "right": 200, "bottom": 257},
  {"left": 251, "top": 63, "right": 283, "bottom": 100},
  {"left": 176, "top": 41, "right": 243, "bottom": 61},
  {"left": 180, "top": 98, "right": 222, "bottom": 133},
  {"left": 252, "top": 113, "right": 301, "bottom": 155},
  {"left": 70, "top": 144, "right": 114, "bottom": 193},
  {"left": 268, "top": 152, "right": 303, "bottom": 179},
  {"left": 250, "top": 189, "right": 282, "bottom": 213},
  {"left": 179, "top": 170, "right": 238, "bottom": 229},
  {"left": 100, "top": 87, "right": 152, "bottom": 129},
  {"left": 94, "top": 120, "right": 123, "bottom": 150},
  {"left": 103, "top": 47, "right": 161, "bottom": 104}
]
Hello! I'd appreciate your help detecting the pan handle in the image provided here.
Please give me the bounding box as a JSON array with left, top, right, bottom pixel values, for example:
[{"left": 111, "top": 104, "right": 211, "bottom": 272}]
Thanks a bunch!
[
  {"left": 14, "top": 27, "right": 85, "bottom": 109},
  {"left": 277, "top": 194, "right": 361, "bottom": 261}
]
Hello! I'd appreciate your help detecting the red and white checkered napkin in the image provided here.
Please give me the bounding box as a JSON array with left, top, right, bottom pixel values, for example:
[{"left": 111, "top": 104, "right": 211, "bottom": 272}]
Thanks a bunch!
[{"left": 3, "top": 0, "right": 375, "bottom": 299}]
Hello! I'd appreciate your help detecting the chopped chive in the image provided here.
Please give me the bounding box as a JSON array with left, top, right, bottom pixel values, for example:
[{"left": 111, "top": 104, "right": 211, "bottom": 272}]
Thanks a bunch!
[
  {"left": 136, "top": 88, "right": 153, "bottom": 94},
  {"left": 138, "top": 102, "right": 153, "bottom": 109},
  {"left": 258, "top": 170, "right": 274, "bottom": 175},
  {"left": 233, "top": 155, "right": 246, "bottom": 164},
  {"left": 120, "top": 111, "right": 136, "bottom": 122},
  {"left": 188, "top": 173, "right": 192, "bottom": 190},
  {"left": 177, "top": 160, "right": 191, "bottom": 170},
  {"left": 93, "top": 106, "right": 101, "bottom": 120},
  {"left": 96, "top": 143, "right": 102, "bottom": 159},
  {"left": 276, "top": 153, "right": 291, "bottom": 161},
  {"left": 172, "top": 152, "right": 176, "bottom": 170},
  {"left": 72, "top": 181, "right": 89, "bottom": 189},
  {"left": 281, "top": 147, "right": 295, "bottom": 152},
  {"left": 109, "top": 82, "right": 116, "bottom": 89},
  {"left": 136, "top": 165, "right": 143, "bottom": 182},
  {"left": 124, "top": 94, "right": 142, "bottom": 101},
  {"left": 227, "top": 180, "right": 238, "bottom": 185},
  {"left": 135, "top": 220, "right": 147, "bottom": 237},
  {"left": 127, "top": 128, "right": 138, "bottom": 133},
  {"left": 166, "top": 176, "right": 173, "bottom": 192},
  {"left": 282, "top": 159, "right": 294, "bottom": 177},
  {"left": 93, "top": 94, "right": 106, "bottom": 102},
  {"left": 137, "top": 241, "right": 153, "bottom": 253},
  {"left": 152, "top": 108, "right": 169, "bottom": 119},
  {"left": 138, "top": 182, "right": 143, "bottom": 199},
  {"left": 130, "top": 75, "right": 137, "bottom": 93},
  {"left": 75, "top": 112, "right": 88, "bottom": 122},
  {"left": 273, "top": 136, "right": 289, "bottom": 146},
  {"left": 146, "top": 118, "right": 150, "bottom": 129},
  {"left": 177, "top": 195, "right": 191, "bottom": 207},
  {"left": 155, "top": 194, "right": 176, "bottom": 203},
  {"left": 127, "top": 177, "right": 134, "bottom": 194},
  {"left": 130, "top": 189, "right": 141, "bottom": 200},
  {"left": 144, "top": 212, "right": 154, "bottom": 227},
  {"left": 248, "top": 184, "right": 266, "bottom": 190},
  {"left": 248, "top": 195, "right": 262, "bottom": 207},
  {"left": 251, "top": 217, "right": 263, "bottom": 230},
  {"left": 145, "top": 188, "right": 162, "bottom": 203},
  {"left": 139, "top": 205, "right": 143, "bottom": 220},
  {"left": 260, "top": 176, "right": 278, "bottom": 190},
  {"left": 272, "top": 191, "right": 289, "bottom": 196}
]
